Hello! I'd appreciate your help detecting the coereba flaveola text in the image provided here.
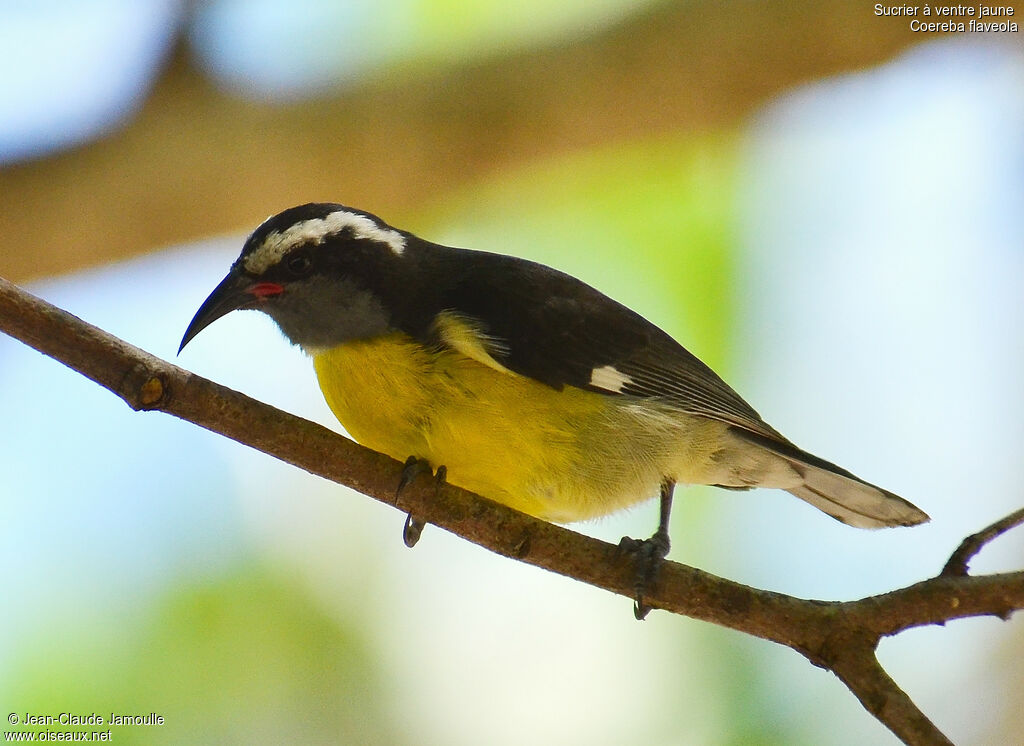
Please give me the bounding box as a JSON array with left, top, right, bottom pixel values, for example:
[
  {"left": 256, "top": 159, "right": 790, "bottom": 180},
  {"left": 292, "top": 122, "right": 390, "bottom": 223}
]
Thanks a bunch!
[{"left": 179, "top": 203, "right": 928, "bottom": 612}]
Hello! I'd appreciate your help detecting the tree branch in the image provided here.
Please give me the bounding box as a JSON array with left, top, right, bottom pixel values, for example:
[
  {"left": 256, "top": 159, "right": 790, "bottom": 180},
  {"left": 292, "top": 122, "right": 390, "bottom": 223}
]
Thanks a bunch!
[
  {"left": 942, "top": 507, "right": 1024, "bottom": 578},
  {"left": 2, "top": 274, "right": 1021, "bottom": 745}
]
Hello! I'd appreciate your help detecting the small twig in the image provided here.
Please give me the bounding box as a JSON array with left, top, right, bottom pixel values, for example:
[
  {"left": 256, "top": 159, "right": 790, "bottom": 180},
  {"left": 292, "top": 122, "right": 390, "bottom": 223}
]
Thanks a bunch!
[{"left": 942, "top": 507, "right": 1024, "bottom": 577}]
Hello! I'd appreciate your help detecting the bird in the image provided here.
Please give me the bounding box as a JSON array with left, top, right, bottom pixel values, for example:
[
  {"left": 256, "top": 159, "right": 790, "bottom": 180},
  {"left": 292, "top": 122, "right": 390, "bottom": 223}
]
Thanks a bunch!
[{"left": 179, "top": 202, "right": 929, "bottom": 616}]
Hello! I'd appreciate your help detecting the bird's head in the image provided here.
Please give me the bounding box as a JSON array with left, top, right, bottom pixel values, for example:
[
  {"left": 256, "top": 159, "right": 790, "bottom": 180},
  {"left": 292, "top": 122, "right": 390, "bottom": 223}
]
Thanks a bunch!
[{"left": 179, "top": 203, "right": 409, "bottom": 353}]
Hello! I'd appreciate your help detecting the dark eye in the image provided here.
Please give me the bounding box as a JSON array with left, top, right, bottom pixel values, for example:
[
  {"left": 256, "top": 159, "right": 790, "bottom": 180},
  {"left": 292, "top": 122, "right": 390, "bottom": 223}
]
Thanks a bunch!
[{"left": 285, "top": 251, "right": 313, "bottom": 277}]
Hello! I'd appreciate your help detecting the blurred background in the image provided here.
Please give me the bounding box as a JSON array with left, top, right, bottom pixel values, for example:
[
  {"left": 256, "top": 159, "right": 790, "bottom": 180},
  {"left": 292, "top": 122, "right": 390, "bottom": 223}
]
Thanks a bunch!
[{"left": 2, "top": 1, "right": 1023, "bottom": 743}]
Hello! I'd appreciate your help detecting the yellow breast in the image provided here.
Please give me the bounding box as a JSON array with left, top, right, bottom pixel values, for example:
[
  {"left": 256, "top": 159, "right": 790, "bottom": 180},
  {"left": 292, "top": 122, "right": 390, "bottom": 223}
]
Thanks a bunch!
[{"left": 311, "top": 333, "right": 727, "bottom": 522}]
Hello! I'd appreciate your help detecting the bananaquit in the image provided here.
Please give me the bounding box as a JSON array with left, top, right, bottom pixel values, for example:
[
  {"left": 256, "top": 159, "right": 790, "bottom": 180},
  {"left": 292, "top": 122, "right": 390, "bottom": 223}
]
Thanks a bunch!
[{"left": 180, "top": 203, "right": 928, "bottom": 611}]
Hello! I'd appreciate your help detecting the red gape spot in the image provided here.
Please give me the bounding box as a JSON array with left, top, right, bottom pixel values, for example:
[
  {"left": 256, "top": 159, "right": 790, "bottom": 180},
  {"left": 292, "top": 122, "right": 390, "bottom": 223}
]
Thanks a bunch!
[{"left": 249, "top": 282, "right": 284, "bottom": 299}]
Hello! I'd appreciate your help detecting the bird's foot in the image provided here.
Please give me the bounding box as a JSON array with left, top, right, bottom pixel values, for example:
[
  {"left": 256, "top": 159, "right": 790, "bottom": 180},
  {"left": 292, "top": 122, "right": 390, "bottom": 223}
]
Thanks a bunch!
[
  {"left": 396, "top": 457, "right": 446, "bottom": 548},
  {"left": 618, "top": 529, "right": 671, "bottom": 621}
]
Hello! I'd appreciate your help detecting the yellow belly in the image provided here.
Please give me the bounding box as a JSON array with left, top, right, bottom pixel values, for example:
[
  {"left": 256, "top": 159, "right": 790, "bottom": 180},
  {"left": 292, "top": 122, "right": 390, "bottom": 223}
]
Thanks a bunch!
[{"left": 311, "top": 334, "right": 729, "bottom": 522}]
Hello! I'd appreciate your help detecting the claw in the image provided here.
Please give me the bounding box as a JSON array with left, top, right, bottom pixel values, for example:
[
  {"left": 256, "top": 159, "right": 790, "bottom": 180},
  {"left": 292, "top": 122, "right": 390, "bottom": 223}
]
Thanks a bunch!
[
  {"left": 403, "top": 514, "right": 425, "bottom": 548},
  {"left": 396, "top": 458, "right": 447, "bottom": 548}
]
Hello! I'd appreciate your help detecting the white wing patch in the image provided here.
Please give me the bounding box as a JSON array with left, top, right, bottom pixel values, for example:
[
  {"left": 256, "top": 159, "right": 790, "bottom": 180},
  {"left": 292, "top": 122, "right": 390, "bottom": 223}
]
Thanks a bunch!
[
  {"left": 243, "top": 210, "right": 406, "bottom": 273},
  {"left": 589, "top": 364, "right": 634, "bottom": 393}
]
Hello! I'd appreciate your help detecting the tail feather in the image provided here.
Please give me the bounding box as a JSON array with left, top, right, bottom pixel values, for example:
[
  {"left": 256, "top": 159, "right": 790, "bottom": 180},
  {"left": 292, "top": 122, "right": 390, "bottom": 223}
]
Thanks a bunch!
[
  {"left": 733, "top": 429, "right": 930, "bottom": 529},
  {"left": 786, "top": 468, "right": 928, "bottom": 529}
]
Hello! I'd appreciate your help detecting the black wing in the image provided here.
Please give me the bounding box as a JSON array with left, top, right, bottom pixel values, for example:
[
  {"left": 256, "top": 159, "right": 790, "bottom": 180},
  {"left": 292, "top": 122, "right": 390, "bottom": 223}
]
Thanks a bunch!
[{"left": 396, "top": 242, "right": 783, "bottom": 441}]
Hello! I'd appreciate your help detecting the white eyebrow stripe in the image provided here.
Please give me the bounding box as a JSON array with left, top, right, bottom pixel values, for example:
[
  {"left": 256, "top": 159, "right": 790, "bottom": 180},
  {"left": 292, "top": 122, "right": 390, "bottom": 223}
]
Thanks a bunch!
[
  {"left": 589, "top": 364, "right": 634, "bottom": 393},
  {"left": 243, "top": 210, "right": 406, "bottom": 273}
]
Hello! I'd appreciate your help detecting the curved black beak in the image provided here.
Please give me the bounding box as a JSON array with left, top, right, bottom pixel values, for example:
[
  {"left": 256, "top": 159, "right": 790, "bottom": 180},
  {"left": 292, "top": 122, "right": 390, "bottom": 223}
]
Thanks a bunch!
[{"left": 178, "top": 268, "right": 254, "bottom": 354}]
